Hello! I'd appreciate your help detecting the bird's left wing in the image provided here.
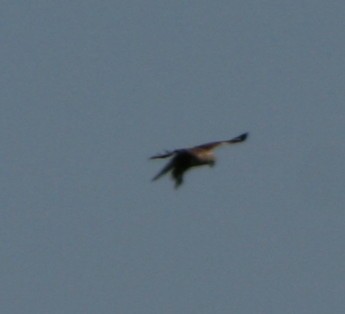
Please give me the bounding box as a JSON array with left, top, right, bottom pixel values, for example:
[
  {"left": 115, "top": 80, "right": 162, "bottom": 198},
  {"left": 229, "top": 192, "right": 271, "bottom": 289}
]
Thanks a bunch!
[{"left": 149, "top": 150, "right": 176, "bottom": 159}]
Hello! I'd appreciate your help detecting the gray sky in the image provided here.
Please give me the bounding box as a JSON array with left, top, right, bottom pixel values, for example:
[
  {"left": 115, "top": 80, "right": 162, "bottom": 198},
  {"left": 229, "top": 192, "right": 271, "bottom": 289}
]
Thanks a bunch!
[{"left": 2, "top": 1, "right": 345, "bottom": 313}]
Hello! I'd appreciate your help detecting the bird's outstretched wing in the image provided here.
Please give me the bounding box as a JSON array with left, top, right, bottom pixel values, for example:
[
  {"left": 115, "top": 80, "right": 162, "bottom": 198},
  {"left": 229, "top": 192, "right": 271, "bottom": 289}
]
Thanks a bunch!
[{"left": 193, "top": 132, "right": 248, "bottom": 150}]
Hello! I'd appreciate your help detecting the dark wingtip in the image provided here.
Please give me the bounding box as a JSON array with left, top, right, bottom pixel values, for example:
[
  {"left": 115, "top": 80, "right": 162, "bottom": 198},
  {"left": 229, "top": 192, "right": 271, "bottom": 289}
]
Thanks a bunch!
[
  {"left": 229, "top": 132, "right": 249, "bottom": 143},
  {"left": 240, "top": 132, "right": 249, "bottom": 141}
]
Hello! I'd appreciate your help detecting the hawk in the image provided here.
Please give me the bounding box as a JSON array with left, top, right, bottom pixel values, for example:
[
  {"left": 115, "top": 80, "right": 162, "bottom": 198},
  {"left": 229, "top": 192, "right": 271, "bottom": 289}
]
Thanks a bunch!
[{"left": 150, "top": 132, "right": 248, "bottom": 188}]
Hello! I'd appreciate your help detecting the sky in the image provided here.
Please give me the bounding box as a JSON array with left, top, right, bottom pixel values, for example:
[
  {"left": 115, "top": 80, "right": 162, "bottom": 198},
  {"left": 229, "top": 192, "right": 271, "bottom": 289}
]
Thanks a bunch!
[{"left": 1, "top": 1, "right": 345, "bottom": 313}]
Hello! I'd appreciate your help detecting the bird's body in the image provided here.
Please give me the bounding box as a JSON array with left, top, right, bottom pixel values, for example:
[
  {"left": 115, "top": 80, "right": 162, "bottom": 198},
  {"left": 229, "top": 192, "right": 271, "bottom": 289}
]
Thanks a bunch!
[{"left": 150, "top": 132, "right": 248, "bottom": 188}]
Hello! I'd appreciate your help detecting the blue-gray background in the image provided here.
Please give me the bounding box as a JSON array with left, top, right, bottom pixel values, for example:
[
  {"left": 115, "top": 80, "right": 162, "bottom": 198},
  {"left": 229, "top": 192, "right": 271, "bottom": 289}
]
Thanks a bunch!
[{"left": 2, "top": 1, "right": 345, "bottom": 313}]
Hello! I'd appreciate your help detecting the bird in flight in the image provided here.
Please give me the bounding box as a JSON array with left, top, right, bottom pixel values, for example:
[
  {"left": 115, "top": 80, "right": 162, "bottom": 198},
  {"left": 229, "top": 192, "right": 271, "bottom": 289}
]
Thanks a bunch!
[{"left": 150, "top": 132, "right": 248, "bottom": 188}]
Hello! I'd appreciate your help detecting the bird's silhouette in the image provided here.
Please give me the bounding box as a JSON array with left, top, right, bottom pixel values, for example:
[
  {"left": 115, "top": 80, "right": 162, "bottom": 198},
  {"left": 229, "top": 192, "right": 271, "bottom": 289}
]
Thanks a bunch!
[{"left": 150, "top": 132, "right": 248, "bottom": 188}]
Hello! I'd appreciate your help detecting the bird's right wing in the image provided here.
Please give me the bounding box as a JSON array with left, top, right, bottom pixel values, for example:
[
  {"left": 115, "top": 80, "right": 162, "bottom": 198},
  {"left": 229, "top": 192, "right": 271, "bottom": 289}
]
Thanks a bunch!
[{"left": 151, "top": 159, "right": 174, "bottom": 181}]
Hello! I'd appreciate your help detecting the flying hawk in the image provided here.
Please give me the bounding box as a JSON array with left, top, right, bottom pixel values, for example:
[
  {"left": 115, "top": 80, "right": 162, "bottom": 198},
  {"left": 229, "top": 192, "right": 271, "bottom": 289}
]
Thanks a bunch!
[{"left": 150, "top": 132, "right": 248, "bottom": 188}]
